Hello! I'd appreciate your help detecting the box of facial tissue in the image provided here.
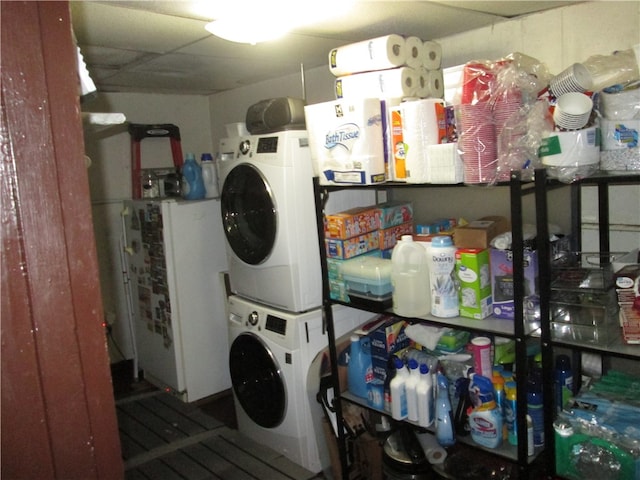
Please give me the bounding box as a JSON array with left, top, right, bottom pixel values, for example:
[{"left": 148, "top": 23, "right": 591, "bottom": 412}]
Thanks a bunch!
[
  {"left": 304, "top": 98, "right": 387, "bottom": 185},
  {"left": 456, "top": 248, "right": 492, "bottom": 319},
  {"left": 490, "top": 248, "right": 538, "bottom": 320}
]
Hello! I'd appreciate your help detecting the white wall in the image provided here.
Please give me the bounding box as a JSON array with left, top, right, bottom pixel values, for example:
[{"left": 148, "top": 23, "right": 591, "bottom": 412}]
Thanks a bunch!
[{"left": 88, "top": 1, "right": 639, "bottom": 362}]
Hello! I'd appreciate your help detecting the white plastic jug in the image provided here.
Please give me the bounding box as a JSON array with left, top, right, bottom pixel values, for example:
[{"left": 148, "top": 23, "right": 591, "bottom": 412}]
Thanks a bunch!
[{"left": 391, "top": 235, "right": 430, "bottom": 317}]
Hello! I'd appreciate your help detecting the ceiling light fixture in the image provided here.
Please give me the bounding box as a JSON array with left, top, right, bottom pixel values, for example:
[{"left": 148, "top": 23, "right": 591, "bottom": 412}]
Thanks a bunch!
[{"left": 204, "top": 0, "right": 354, "bottom": 45}]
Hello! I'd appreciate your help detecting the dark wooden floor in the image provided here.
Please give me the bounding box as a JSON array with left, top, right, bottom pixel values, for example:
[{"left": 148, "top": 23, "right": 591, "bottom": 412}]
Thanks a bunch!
[{"left": 112, "top": 363, "right": 323, "bottom": 480}]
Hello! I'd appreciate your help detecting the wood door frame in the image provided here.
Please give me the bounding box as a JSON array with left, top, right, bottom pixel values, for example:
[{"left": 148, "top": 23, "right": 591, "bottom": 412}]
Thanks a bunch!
[{"left": 1, "top": 2, "right": 123, "bottom": 478}]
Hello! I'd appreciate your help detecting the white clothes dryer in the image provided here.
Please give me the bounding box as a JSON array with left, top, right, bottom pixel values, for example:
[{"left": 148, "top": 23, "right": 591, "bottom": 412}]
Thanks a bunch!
[
  {"left": 226, "top": 294, "right": 374, "bottom": 473},
  {"left": 219, "top": 131, "right": 321, "bottom": 313}
]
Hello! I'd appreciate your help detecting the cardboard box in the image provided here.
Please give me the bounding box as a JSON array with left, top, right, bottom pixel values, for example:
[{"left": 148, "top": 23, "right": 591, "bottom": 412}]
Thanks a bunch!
[
  {"left": 490, "top": 248, "right": 538, "bottom": 320},
  {"left": 325, "top": 206, "right": 379, "bottom": 239},
  {"left": 325, "top": 231, "right": 379, "bottom": 259},
  {"left": 456, "top": 248, "right": 492, "bottom": 319},
  {"left": 454, "top": 216, "right": 510, "bottom": 249},
  {"left": 368, "top": 316, "right": 412, "bottom": 381},
  {"left": 377, "top": 222, "right": 413, "bottom": 251},
  {"left": 376, "top": 201, "right": 413, "bottom": 229}
]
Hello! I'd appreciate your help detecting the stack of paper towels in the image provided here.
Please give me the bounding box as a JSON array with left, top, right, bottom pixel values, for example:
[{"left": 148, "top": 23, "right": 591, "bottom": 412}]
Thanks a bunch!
[{"left": 329, "top": 34, "right": 444, "bottom": 100}]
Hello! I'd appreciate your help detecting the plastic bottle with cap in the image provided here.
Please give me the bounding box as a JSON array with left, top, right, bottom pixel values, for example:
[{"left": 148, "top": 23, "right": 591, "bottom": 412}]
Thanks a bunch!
[
  {"left": 405, "top": 358, "right": 420, "bottom": 422},
  {"left": 428, "top": 235, "right": 459, "bottom": 317},
  {"left": 181, "top": 153, "right": 206, "bottom": 200},
  {"left": 416, "top": 363, "right": 434, "bottom": 428},
  {"left": 347, "top": 334, "right": 372, "bottom": 399},
  {"left": 435, "top": 372, "right": 455, "bottom": 447},
  {"left": 200, "top": 153, "right": 220, "bottom": 198},
  {"left": 390, "top": 357, "right": 409, "bottom": 421},
  {"left": 555, "top": 354, "right": 574, "bottom": 413}
]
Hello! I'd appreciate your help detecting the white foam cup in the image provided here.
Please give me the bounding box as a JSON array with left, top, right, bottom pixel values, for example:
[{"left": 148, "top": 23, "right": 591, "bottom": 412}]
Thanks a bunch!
[
  {"left": 553, "top": 92, "right": 593, "bottom": 130},
  {"left": 549, "top": 63, "right": 594, "bottom": 97}
]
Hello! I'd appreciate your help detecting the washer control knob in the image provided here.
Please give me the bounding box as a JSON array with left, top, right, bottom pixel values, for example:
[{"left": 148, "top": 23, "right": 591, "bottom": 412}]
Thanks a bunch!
[
  {"left": 247, "top": 311, "right": 259, "bottom": 327},
  {"left": 239, "top": 140, "right": 251, "bottom": 155}
]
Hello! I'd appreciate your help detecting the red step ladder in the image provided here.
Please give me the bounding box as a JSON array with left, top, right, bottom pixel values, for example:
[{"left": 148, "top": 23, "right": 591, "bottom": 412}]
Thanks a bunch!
[{"left": 128, "top": 123, "right": 183, "bottom": 199}]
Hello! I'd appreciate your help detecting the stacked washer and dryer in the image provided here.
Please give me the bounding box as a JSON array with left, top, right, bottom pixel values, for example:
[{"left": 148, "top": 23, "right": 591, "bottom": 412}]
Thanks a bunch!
[{"left": 218, "top": 99, "right": 375, "bottom": 474}]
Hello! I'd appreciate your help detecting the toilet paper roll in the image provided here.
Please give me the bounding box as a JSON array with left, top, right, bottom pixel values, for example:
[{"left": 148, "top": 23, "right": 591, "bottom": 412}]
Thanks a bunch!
[
  {"left": 404, "top": 36, "right": 424, "bottom": 69},
  {"left": 335, "top": 67, "right": 418, "bottom": 99},
  {"left": 421, "top": 40, "right": 443, "bottom": 70},
  {"left": 416, "top": 432, "right": 447, "bottom": 465},
  {"left": 419, "top": 68, "right": 445, "bottom": 99},
  {"left": 401, "top": 98, "right": 447, "bottom": 183},
  {"left": 329, "top": 34, "right": 407, "bottom": 76}
]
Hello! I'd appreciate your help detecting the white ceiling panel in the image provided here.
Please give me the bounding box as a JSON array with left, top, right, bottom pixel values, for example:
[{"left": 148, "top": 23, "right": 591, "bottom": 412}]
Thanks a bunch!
[{"left": 70, "top": 0, "right": 574, "bottom": 95}]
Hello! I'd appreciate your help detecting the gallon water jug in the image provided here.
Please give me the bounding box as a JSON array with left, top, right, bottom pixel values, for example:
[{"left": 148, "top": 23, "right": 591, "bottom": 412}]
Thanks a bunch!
[{"left": 391, "top": 235, "right": 430, "bottom": 317}]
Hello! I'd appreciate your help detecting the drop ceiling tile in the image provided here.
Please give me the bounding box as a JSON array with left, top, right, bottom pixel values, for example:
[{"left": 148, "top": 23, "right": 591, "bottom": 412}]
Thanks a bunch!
[{"left": 71, "top": 2, "right": 209, "bottom": 53}]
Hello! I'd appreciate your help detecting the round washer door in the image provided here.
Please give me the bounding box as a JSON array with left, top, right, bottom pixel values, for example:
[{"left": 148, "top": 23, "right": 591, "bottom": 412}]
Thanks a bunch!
[
  {"left": 229, "top": 332, "right": 286, "bottom": 428},
  {"left": 221, "top": 164, "right": 276, "bottom": 265}
]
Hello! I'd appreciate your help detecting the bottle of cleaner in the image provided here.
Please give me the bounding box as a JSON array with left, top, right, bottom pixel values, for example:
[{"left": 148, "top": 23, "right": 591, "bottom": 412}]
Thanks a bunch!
[
  {"left": 468, "top": 375, "right": 502, "bottom": 448},
  {"left": 405, "top": 358, "right": 420, "bottom": 422},
  {"left": 181, "top": 153, "right": 206, "bottom": 200},
  {"left": 435, "top": 372, "right": 455, "bottom": 447},
  {"left": 554, "top": 354, "right": 574, "bottom": 413},
  {"left": 391, "top": 235, "right": 430, "bottom": 317},
  {"left": 390, "top": 357, "right": 409, "bottom": 421},
  {"left": 347, "top": 335, "right": 372, "bottom": 399},
  {"left": 491, "top": 373, "right": 507, "bottom": 440},
  {"left": 504, "top": 380, "right": 518, "bottom": 446},
  {"left": 383, "top": 355, "right": 397, "bottom": 413},
  {"left": 428, "top": 235, "right": 459, "bottom": 318},
  {"left": 527, "top": 370, "right": 544, "bottom": 447},
  {"left": 416, "top": 363, "right": 434, "bottom": 428},
  {"left": 200, "top": 153, "right": 219, "bottom": 198}
]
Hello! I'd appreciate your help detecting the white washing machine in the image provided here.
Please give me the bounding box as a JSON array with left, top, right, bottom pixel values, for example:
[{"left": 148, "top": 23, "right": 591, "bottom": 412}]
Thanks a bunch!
[
  {"left": 226, "top": 294, "right": 374, "bottom": 473},
  {"left": 219, "top": 131, "right": 321, "bottom": 313}
]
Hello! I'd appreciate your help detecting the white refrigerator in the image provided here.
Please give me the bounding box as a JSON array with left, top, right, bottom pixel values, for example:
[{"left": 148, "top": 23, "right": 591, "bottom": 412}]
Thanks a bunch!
[{"left": 123, "top": 198, "right": 230, "bottom": 402}]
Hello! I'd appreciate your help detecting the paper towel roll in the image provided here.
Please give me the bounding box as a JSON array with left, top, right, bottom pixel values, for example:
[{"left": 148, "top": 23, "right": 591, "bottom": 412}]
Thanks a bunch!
[
  {"left": 335, "top": 67, "right": 418, "bottom": 99},
  {"left": 422, "top": 40, "right": 442, "bottom": 70},
  {"left": 404, "top": 36, "right": 425, "bottom": 69},
  {"left": 416, "top": 68, "right": 445, "bottom": 98},
  {"left": 416, "top": 432, "right": 447, "bottom": 464},
  {"left": 329, "top": 34, "right": 407, "bottom": 76},
  {"left": 401, "top": 98, "right": 446, "bottom": 183}
]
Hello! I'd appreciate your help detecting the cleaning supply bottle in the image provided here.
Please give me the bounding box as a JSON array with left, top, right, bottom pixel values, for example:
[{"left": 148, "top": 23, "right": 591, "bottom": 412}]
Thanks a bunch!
[
  {"left": 416, "top": 363, "right": 434, "bottom": 428},
  {"left": 405, "top": 358, "right": 420, "bottom": 422},
  {"left": 181, "top": 153, "right": 206, "bottom": 200},
  {"left": 504, "top": 380, "right": 518, "bottom": 446},
  {"left": 347, "top": 335, "right": 372, "bottom": 399},
  {"left": 390, "top": 357, "right": 409, "bottom": 420},
  {"left": 383, "top": 355, "right": 397, "bottom": 413},
  {"left": 468, "top": 374, "right": 502, "bottom": 448},
  {"left": 200, "top": 153, "right": 219, "bottom": 198},
  {"left": 428, "top": 235, "right": 459, "bottom": 317},
  {"left": 492, "top": 373, "right": 507, "bottom": 440},
  {"left": 554, "top": 354, "right": 574, "bottom": 413},
  {"left": 527, "top": 370, "right": 544, "bottom": 448},
  {"left": 391, "top": 235, "right": 430, "bottom": 317},
  {"left": 435, "top": 372, "right": 455, "bottom": 447}
]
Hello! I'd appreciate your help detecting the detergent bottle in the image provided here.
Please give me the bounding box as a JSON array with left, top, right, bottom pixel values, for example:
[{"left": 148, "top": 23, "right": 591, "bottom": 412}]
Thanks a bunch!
[{"left": 181, "top": 153, "right": 206, "bottom": 200}]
